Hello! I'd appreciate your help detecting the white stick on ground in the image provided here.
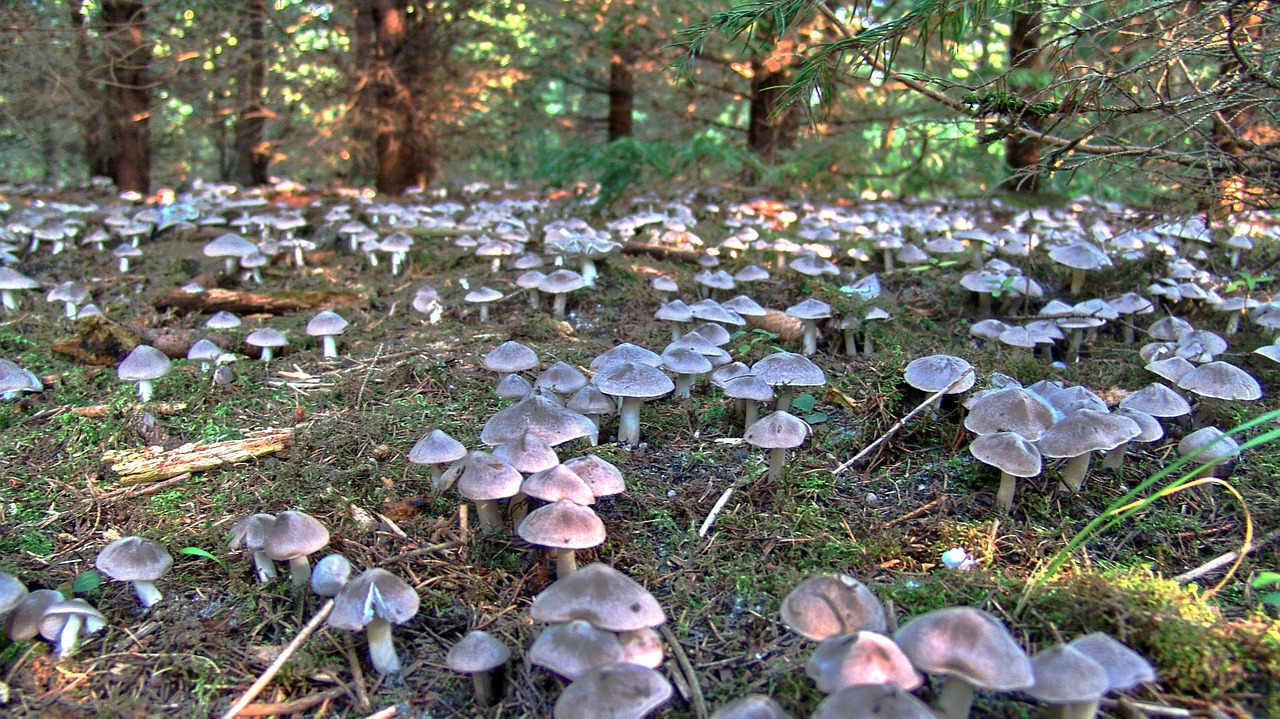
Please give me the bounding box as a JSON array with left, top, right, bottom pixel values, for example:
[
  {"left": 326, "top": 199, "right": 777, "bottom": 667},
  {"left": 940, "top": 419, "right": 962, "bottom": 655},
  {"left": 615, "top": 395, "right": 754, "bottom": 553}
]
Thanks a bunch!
[
  {"left": 219, "top": 599, "right": 334, "bottom": 719},
  {"left": 834, "top": 369, "right": 974, "bottom": 475}
]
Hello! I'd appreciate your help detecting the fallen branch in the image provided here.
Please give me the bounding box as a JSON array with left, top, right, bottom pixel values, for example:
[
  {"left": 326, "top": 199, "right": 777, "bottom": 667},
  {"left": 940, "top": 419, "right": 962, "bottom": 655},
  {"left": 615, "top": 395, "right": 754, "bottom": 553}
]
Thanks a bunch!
[
  {"left": 359, "top": 707, "right": 398, "bottom": 719},
  {"left": 745, "top": 309, "right": 803, "bottom": 342},
  {"left": 234, "top": 686, "right": 345, "bottom": 717},
  {"left": 658, "top": 624, "right": 707, "bottom": 719},
  {"left": 104, "top": 427, "right": 294, "bottom": 484},
  {"left": 1173, "top": 528, "right": 1280, "bottom": 584},
  {"left": 220, "top": 599, "right": 335, "bottom": 719},
  {"left": 155, "top": 287, "right": 366, "bottom": 315},
  {"left": 834, "top": 369, "right": 975, "bottom": 474},
  {"left": 621, "top": 242, "right": 704, "bottom": 262},
  {"left": 71, "top": 403, "right": 187, "bottom": 418},
  {"left": 698, "top": 487, "right": 736, "bottom": 538}
]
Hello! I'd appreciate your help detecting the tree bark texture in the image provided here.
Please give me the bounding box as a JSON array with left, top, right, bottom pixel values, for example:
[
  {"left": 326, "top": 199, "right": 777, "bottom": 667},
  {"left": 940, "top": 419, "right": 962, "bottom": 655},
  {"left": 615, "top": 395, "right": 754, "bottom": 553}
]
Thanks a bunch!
[
  {"left": 747, "top": 51, "right": 800, "bottom": 165},
  {"left": 607, "top": 41, "right": 636, "bottom": 141},
  {"left": 67, "top": 1, "right": 111, "bottom": 180},
  {"left": 1005, "top": 3, "right": 1043, "bottom": 193},
  {"left": 100, "top": 0, "right": 152, "bottom": 194},
  {"left": 234, "top": 0, "right": 271, "bottom": 187}
]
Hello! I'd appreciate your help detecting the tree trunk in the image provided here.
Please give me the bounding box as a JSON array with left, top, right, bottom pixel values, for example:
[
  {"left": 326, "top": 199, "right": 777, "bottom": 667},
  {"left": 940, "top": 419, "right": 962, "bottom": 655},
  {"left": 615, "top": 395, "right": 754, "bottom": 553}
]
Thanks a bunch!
[
  {"left": 353, "top": 0, "right": 433, "bottom": 196},
  {"left": 747, "top": 52, "right": 800, "bottom": 165},
  {"left": 233, "top": 0, "right": 271, "bottom": 187},
  {"left": 1004, "top": 3, "right": 1043, "bottom": 193},
  {"left": 100, "top": 0, "right": 152, "bottom": 194},
  {"left": 67, "top": 1, "right": 110, "bottom": 179},
  {"left": 607, "top": 41, "right": 635, "bottom": 141}
]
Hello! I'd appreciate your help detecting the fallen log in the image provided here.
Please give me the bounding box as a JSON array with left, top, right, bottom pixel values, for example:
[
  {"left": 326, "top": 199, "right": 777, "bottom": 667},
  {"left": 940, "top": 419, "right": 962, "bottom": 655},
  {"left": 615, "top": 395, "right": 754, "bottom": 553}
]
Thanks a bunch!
[
  {"left": 52, "top": 315, "right": 232, "bottom": 365},
  {"left": 746, "top": 308, "right": 804, "bottom": 342},
  {"left": 104, "top": 427, "right": 294, "bottom": 484},
  {"left": 71, "top": 402, "right": 188, "bottom": 418},
  {"left": 155, "top": 287, "right": 366, "bottom": 315},
  {"left": 621, "top": 242, "right": 704, "bottom": 263}
]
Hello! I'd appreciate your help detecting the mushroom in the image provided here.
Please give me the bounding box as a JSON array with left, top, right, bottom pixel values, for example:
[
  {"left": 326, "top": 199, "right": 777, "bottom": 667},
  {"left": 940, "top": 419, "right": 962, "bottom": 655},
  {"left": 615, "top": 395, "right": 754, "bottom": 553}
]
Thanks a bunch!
[
  {"left": 750, "top": 352, "right": 826, "bottom": 411},
  {"left": 592, "top": 361, "right": 675, "bottom": 445},
  {"left": 661, "top": 346, "right": 713, "bottom": 399},
  {"left": 117, "top": 344, "right": 171, "bottom": 403},
  {"left": 482, "top": 341, "right": 539, "bottom": 387},
  {"left": 1025, "top": 644, "right": 1109, "bottom": 719},
  {"left": 552, "top": 662, "right": 672, "bottom": 719},
  {"left": 743, "top": 410, "right": 810, "bottom": 482},
  {"left": 47, "top": 281, "right": 90, "bottom": 319},
  {"left": 969, "top": 431, "right": 1042, "bottom": 513},
  {"left": 96, "top": 536, "right": 173, "bottom": 608},
  {"left": 517, "top": 499, "right": 606, "bottom": 577},
  {"left": 893, "top": 606, "right": 1034, "bottom": 719},
  {"left": 203, "top": 232, "right": 259, "bottom": 275},
  {"left": 710, "top": 695, "right": 793, "bottom": 719},
  {"left": 723, "top": 374, "right": 774, "bottom": 432},
  {"left": 1066, "top": 632, "right": 1156, "bottom": 692},
  {"left": 408, "top": 429, "right": 468, "bottom": 484},
  {"left": 536, "top": 361, "right": 589, "bottom": 400},
  {"left": 438, "top": 451, "right": 523, "bottom": 531},
  {"left": 465, "top": 286, "right": 504, "bottom": 323},
  {"left": 38, "top": 599, "right": 107, "bottom": 658},
  {"left": 327, "top": 568, "right": 419, "bottom": 675},
  {"left": 0, "top": 571, "right": 29, "bottom": 619},
  {"left": 262, "top": 510, "right": 330, "bottom": 587},
  {"left": 480, "top": 390, "right": 598, "bottom": 447},
  {"left": 245, "top": 327, "right": 289, "bottom": 362},
  {"left": 0, "top": 267, "right": 39, "bottom": 311},
  {"left": 228, "top": 513, "right": 279, "bottom": 583},
  {"left": 810, "top": 684, "right": 936, "bottom": 719},
  {"left": 779, "top": 574, "right": 887, "bottom": 640},
  {"left": 785, "top": 298, "right": 832, "bottom": 356},
  {"left": 187, "top": 338, "right": 222, "bottom": 373},
  {"left": 529, "top": 618, "right": 625, "bottom": 679},
  {"left": 306, "top": 310, "right": 349, "bottom": 359},
  {"left": 1178, "top": 426, "right": 1239, "bottom": 480},
  {"left": 1036, "top": 409, "right": 1141, "bottom": 492},
  {"left": 310, "top": 553, "right": 352, "bottom": 597},
  {"left": 541, "top": 269, "right": 586, "bottom": 319},
  {"left": 806, "top": 631, "right": 922, "bottom": 694},
  {"left": 447, "top": 629, "right": 512, "bottom": 707},
  {"left": 529, "top": 562, "right": 666, "bottom": 631}
]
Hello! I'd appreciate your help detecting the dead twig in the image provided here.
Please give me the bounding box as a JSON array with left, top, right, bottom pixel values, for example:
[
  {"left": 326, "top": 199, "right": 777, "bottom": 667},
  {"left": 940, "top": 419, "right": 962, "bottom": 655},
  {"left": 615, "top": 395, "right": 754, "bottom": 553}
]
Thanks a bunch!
[
  {"left": 378, "top": 540, "right": 463, "bottom": 565},
  {"left": 1173, "top": 528, "right": 1280, "bottom": 584},
  {"left": 658, "top": 624, "right": 707, "bottom": 719},
  {"left": 834, "top": 369, "right": 975, "bottom": 474},
  {"left": 234, "top": 686, "right": 346, "bottom": 717},
  {"left": 219, "top": 599, "right": 335, "bottom": 719},
  {"left": 698, "top": 486, "right": 736, "bottom": 538},
  {"left": 359, "top": 707, "right": 399, "bottom": 719}
]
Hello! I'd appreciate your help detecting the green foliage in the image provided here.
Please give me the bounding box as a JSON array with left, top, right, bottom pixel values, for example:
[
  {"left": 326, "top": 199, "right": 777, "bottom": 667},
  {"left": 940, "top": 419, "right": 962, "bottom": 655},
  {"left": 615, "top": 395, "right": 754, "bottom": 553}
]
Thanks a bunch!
[{"left": 1256, "top": 572, "right": 1280, "bottom": 614}]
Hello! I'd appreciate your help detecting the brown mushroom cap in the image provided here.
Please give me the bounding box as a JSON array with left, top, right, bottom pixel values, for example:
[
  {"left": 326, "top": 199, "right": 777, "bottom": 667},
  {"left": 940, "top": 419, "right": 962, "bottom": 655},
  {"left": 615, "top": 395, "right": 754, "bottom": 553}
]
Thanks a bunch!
[
  {"left": 893, "top": 606, "right": 1034, "bottom": 691},
  {"left": 779, "top": 574, "right": 887, "bottom": 640},
  {"left": 552, "top": 662, "right": 673, "bottom": 719},
  {"left": 806, "top": 631, "right": 923, "bottom": 694},
  {"left": 1025, "top": 644, "right": 1109, "bottom": 704},
  {"left": 529, "top": 619, "right": 626, "bottom": 679},
  {"left": 517, "top": 500, "right": 606, "bottom": 550},
  {"left": 447, "top": 630, "right": 512, "bottom": 674},
  {"left": 530, "top": 563, "right": 665, "bottom": 632}
]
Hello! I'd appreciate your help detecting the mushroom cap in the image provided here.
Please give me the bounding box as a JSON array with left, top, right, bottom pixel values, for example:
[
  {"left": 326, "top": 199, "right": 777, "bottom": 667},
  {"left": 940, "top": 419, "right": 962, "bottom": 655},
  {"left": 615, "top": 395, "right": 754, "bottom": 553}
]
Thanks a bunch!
[
  {"left": 517, "top": 499, "right": 606, "bottom": 550},
  {"left": 810, "top": 684, "right": 936, "bottom": 719},
  {"left": 786, "top": 298, "right": 832, "bottom": 321},
  {"left": 529, "top": 619, "right": 626, "bottom": 679},
  {"left": 709, "top": 695, "right": 793, "bottom": 719},
  {"left": 969, "top": 432, "right": 1042, "bottom": 477},
  {"left": 480, "top": 391, "right": 598, "bottom": 446},
  {"left": 537, "top": 361, "right": 589, "bottom": 396},
  {"left": 228, "top": 513, "right": 276, "bottom": 551},
  {"left": 1148, "top": 315, "right": 1194, "bottom": 341},
  {"left": 1036, "top": 409, "right": 1142, "bottom": 458},
  {"left": 743, "top": 410, "right": 810, "bottom": 449},
  {"left": 205, "top": 310, "right": 242, "bottom": 330},
  {"left": 530, "top": 563, "right": 666, "bottom": 631},
  {"left": 245, "top": 327, "right": 288, "bottom": 348},
  {"left": 1048, "top": 241, "right": 1112, "bottom": 270},
  {"left": 187, "top": 338, "right": 222, "bottom": 362},
  {"left": 465, "top": 286, "right": 504, "bottom": 303},
  {"left": 38, "top": 598, "right": 106, "bottom": 643},
  {"left": 1145, "top": 356, "right": 1196, "bottom": 384},
  {"left": 311, "top": 553, "right": 353, "bottom": 597},
  {"left": 618, "top": 627, "right": 664, "bottom": 668},
  {"left": 328, "top": 568, "right": 419, "bottom": 630},
  {"left": 723, "top": 374, "right": 775, "bottom": 402},
  {"left": 522, "top": 464, "right": 596, "bottom": 505},
  {"left": 562, "top": 455, "right": 626, "bottom": 497},
  {"left": 307, "top": 310, "right": 349, "bottom": 337},
  {"left": 669, "top": 331, "right": 732, "bottom": 365},
  {"left": 1066, "top": 632, "right": 1156, "bottom": 690},
  {"left": 497, "top": 373, "right": 534, "bottom": 400},
  {"left": 493, "top": 430, "right": 561, "bottom": 474},
  {"left": 203, "top": 233, "right": 258, "bottom": 258},
  {"left": 567, "top": 385, "right": 617, "bottom": 416},
  {"left": 780, "top": 574, "right": 887, "bottom": 640},
  {"left": 0, "top": 267, "right": 38, "bottom": 291},
  {"left": 7, "top": 589, "right": 63, "bottom": 641},
  {"left": 48, "top": 281, "right": 90, "bottom": 305},
  {"left": 655, "top": 300, "right": 694, "bottom": 323},
  {"left": 408, "top": 429, "right": 467, "bottom": 466},
  {"left": 1176, "top": 361, "right": 1262, "bottom": 401},
  {"left": 540, "top": 269, "right": 586, "bottom": 294},
  {"left": 806, "top": 631, "right": 923, "bottom": 694},
  {"left": 262, "top": 510, "right": 330, "bottom": 562},
  {"left": 722, "top": 295, "right": 768, "bottom": 317},
  {"left": 1025, "top": 644, "right": 1109, "bottom": 704},
  {"left": 750, "top": 352, "right": 826, "bottom": 389},
  {"left": 903, "top": 354, "right": 974, "bottom": 394},
  {"left": 1178, "top": 426, "right": 1240, "bottom": 464},
  {"left": 1113, "top": 407, "right": 1164, "bottom": 443},
  {"left": 96, "top": 536, "right": 173, "bottom": 582},
  {"left": 590, "top": 343, "right": 664, "bottom": 371},
  {"left": 893, "top": 606, "right": 1034, "bottom": 691},
  {"left": 483, "top": 340, "right": 539, "bottom": 374},
  {"left": 439, "top": 451, "right": 523, "bottom": 500},
  {"left": 447, "top": 630, "right": 512, "bottom": 674},
  {"left": 593, "top": 361, "right": 675, "bottom": 401},
  {"left": 1119, "top": 383, "right": 1191, "bottom": 418},
  {"left": 552, "top": 662, "right": 672, "bottom": 719},
  {"left": 0, "top": 571, "right": 29, "bottom": 616},
  {"left": 661, "top": 347, "right": 714, "bottom": 376},
  {"left": 117, "top": 345, "right": 172, "bottom": 382},
  {"left": 964, "top": 387, "right": 1057, "bottom": 440}
]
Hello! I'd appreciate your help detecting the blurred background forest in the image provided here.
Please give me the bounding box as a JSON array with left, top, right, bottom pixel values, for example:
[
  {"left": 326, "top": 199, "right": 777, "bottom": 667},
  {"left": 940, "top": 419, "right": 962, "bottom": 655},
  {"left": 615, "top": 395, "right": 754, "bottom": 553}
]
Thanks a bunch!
[{"left": 0, "top": 0, "right": 1276, "bottom": 212}]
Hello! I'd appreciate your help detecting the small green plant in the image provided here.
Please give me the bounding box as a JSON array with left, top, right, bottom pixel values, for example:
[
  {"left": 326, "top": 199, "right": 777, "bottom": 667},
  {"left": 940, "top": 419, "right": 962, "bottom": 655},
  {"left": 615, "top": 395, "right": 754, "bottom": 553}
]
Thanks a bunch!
[
  {"left": 1224, "top": 271, "right": 1274, "bottom": 294},
  {"left": 180, "top": 546, "right": 227, "bottom": 571},
  {"left": 1254, "top": 572, "right": 1280, "bottom": 614},
  {"left": 790, "top": 393, "right": 828, "bottom": 424},
  {"left": 730, "top": 328, "right": 781, "bottom": 359}
]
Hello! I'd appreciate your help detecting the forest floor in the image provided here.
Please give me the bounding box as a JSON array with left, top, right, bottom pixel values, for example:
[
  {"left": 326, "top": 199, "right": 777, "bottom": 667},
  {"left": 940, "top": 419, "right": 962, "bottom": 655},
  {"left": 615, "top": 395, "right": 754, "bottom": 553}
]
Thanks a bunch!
[{"left": 0, "top": 189, "right": 1278, "bottom": 719}]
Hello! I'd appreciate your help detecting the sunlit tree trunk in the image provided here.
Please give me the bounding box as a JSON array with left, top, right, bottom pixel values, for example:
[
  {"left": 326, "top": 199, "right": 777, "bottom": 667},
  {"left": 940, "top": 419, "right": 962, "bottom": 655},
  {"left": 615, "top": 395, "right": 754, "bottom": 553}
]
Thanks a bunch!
[
  {"left": 1004, "top": 3, "right": 1043, "bottom": 193},
  {"left": 607, "top": 40, "right": 636, "bottom": 141},
  {"left": 100, "top": 0, "right": 152, "bottom": 194},
  {"left": 234, "top": 0, "right": 271, "bottom": 187}
]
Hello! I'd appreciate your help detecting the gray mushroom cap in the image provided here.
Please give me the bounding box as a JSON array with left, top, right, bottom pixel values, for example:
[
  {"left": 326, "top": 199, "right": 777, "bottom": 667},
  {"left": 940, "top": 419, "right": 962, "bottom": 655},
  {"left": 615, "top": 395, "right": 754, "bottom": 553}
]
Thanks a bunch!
[
  {"left": 1066, "top": 632, "right": 1156, "bottom": 690},
  {"left": 0, "top": 571, "right": 28, "bottom": 616},
  {"left": 7, "top": 588, "right": 63, "bottom": 641},
  {"left": 311, "top": 553, "right": 353, "bottom": 597},
  {"left": 327, "top": 568, "right": 420, "bottom": 630},
  {"left": 483, "top": 340, "right": 539, "bottom": 374},
  {"left": 893, "top": 606, "right": 1034, "bottom": 691},
  {"left": 480, "top": 390, "right": 598, "bottom": 446},
  {"left": 1119, "top": 383, "right": 1191, "bottom": 417},
  {"left": 205, "top": 310, "right": 242, "bottom": 330},
  {"left": 970, "top": 432, "right": 1042, "bottom": 477},
  {"left": 903, "top": 354, "right": 975, "bottom": 393},
  {"left": 529, "top": 562, "right": 666, "bottom": 632},
  {"left": 0, "top": 267, "right": 39, "bottom": 291},
  {"left": 1176, "top": 361, "right": 1262, "bottom": 401},
  {"left": 447, "top": 629, "right": 512, "bottom": 673},
  {"left": 408, "top": 429, "right": 467, "bottom": 466},
  {"left": 307, "top": 310, "right": 349, "bottom": 337},
  {"left": 743, "top": 410, "right": 810, "bottom": 450},
  {"left": 529, "top": 619, "right": 625, "bottom": 679},
  {"left": 750, "top": 352, "right": 826, "bottom": 389},
  {"left": 806, "top": 631, "right": 923, "bottom": 693},
  {"left": 117, "top": 345, "right": 172, "bottom": 382},
  {"left": 780, "top": 574, "right": 887, "bottom": 640},
  {"left": 187, "top": 338, "right": 222, "bottom": 363},
  {"left": 203, "top": 233, "right": 258, "bottom": 259},
  {"left": 96, "top": 536, "right": 173, "bottom": 582},
  {"left": 810, "top": 684, "right": 936, "bottom": 719},
  {"left": 1178, "top": 426, "right": 1240, "bottom": 464},
  {"left": 593, "top": 361, "right": 675, "bottom": 400},
  {"left": 552, "top": 662, "right": 673, "bottom": 719},
  {"left": 1037, "top": 409, "right": 1142, "bottom": 458},
  {"left": 246, "top": 327, "right": 288, "bottom": 348},
  {"left": 517, "top": 500, "right": 606, "bottom": 550},
  {"left": 48, "top": 281, "right": 90, "bottom": 305},
  {"left": 1025, "top": 644, "right": 1109, "bottom": 704},
  {"left": 263, "top": 510, "right": 330, "bottom": 562},
  {"left": 38, "top": 598, "right": 106, "bottom": 641},
  {"left": 709, "top": 695, "right": 793, "bottom": 719}
]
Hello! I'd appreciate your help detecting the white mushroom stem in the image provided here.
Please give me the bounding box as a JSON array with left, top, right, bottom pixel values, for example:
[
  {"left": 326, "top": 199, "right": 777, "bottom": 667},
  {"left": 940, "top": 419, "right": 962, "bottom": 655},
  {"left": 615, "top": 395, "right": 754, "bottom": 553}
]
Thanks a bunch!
[
  {"left": 508, "top": 493, "right": 530, "bottom": 526},
  {"left": 766, "top": 447, "right": 787, "bottom": 481},
  {"left": 1059, "top": 451, "right": 1094, "bottom": 492},
  {"left": 1102, "top": 444, "right": 1128, "bottom": 470},
  {"left": 843, "top": 328, "right": 858, "bottom": 356},
  {"left": 801, "top": 320, "right": 820, "bottom": 356},
  {"left": 581, "top": 258, "right": 598, "bottom": 287},
  {"left": 321, "top": 336, "right": 338, "bottom": 359},
  {"left": 1, "top": 290, "right": 17, "bottom": 311},
  {"left": 935, "top": 676, "right": 977, "bottom": 719},
  {"left": 133, "top": 580, "right": 163, "bottom": 608},
  {"left": 137, "top": 379, "right": 155, "bottom": 403},
  {"left": 863, "top": 332, "right": 875, "bottom": 356},
  {"left": 555, "top": 549, "right": 578, "bottom": 578},
  {"left": 552, "top": 292, "right": 568, "bottom": 319},
  {"left": 471, "top": 667, "right": 504, "bottom": 707},
  {"left": 56, "top": 615, "right": 84, "bottom": 658},
  {"left": 528, "top": 290, "right": 541, "bottom": 310},
  {"left": 474, "top": 500, "right": 504, "bottom": 531},
  {"left": 366, "top": 617, "right": 402, "bottom": 675},
  {"left": 392, "top": 253, "right": 404, "bottom": 275},
  {"left": 618, "top": 397, "right": 643, "bottom": 445},
  {"left": 743, "top": 401, "right": 759, "bottom": 432},
  {"left": 881, "top": 248, "right": 895, "bottom": 272},
  {"left": 63, "top": 302, "right": 78, "bottom": 318},
  {"left": 674, "top": 374, "right": 695, "bottom": 398},
  {"left": 995, "top": 471, "right": 1017, "bottom": 514},
  {"left": 1066, "top": 328, "right": 1085, "bottom": 363},
  {"left": 287, "top": 556, "right": 312, "bottom": 588},
  {"left": 224, "top": 257, "right": 238, "bottom": 275},
  {"left": 1048, "top": 699, "right": 1101, "bottom": 719},
  {"left": 1226, "top": 312, "right": 1241, "bottom": 335},
  {"left": 775, "top": 387, "right": 797, "bottom": 412},
  {"left": 252, "top": 550, "right": 278, "bottom": 583},
  {"left": 1069, "top": 267, "right": 1086, "bottom": 295},
  {"left": 292, "top": 247, "right": 306, "bottom": 267},
  {"left": 479, "top": 303, "right": 491, "bottom": 323},
  {"left": 261, "top": 347, "right": 275, "bottom": 363},
  {"left": 119, "top": 257, "right": 131, "bottom": 272}
]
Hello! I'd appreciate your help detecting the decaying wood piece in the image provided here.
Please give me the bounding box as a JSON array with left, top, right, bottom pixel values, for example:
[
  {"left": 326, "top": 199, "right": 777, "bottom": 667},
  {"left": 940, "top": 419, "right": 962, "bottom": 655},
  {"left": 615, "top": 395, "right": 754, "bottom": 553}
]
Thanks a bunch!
[
  {"left": 72, "top": 403, "right": 188, "bottom": 418},
  {"left": 52, "top": 315, "right": 230, "bottom": 365},
  {"left": 746, "top": 308, "right": 804, "bottom": 342},
  {"left": 621, "top": 242, "right": 704, "bottom": 262},
  {"left": 155, "top": 287, "right": 366, "bottom": 315},
  {"left": 104, "top": 427, "right": 294, "bottom": 484}
]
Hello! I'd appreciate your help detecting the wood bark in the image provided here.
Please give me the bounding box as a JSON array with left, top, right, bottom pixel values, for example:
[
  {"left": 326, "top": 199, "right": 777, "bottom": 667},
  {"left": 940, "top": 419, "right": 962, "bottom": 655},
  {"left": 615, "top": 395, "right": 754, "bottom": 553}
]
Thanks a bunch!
[
  {"left": 1005, "top": 3, "right": 1043, "bottom": 193},
  {"left": 234, "top": 0, "right": 271, "bottom": 187},
  {"left": 747, "top": 52, "right": 800, "bottom": 165},
  {"left": 99, "top": 0, "right": 152, "bottom": 194},
  {"left": 607, "top": 41, "right": 636, "bottom": 141},
  {"left": 104, "top": 427, "right": 295, "bottom": 483},
  {"left": 67, "top": 1, "right": 111, "bottom": 179}
]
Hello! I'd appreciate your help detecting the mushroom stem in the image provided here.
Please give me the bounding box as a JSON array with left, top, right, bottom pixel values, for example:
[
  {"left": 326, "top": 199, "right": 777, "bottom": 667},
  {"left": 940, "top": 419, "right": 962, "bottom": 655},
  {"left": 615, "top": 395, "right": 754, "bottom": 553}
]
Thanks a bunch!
[
  {"left": 1226, "top": 312, "right": 1242, "bottom": 335},
  {"left": 137, "top": 379, "right": 155, "bottom": 403},
  {"left": 292, "top": 247, "right": 306, "bottom": 267},
  {"left": 251, "top": 550, "right": 278, "bottom": 583},
  {"left": 674, "top": 374, "right": 694, "bottom": 399},
  {"left": 1122, "top": 322, "right": 1136, "bottom": 344},
  {"left": 528, "top": 289, "right": 540, "bottom": 310},
  {"left": 881, "top": 248, "right": 895, "bottom": 272},
  {"left": 1102, "top": 444, "right": 1128, "bottom": 470},
  {"left": 56, "top": 614, "right": 84, "bottom": 658},
  {"left": 555, "top": 549, "right": 578, "bottom": 578},
  {"left": 863, "top": 332, "right": 875, "bottom": 356},
  {"left": 581, "top": 259, "right": 598, "bottom": 287},
  {"left": 743, "top": 402, "right": 759, "bottom": 432},
  {"left": 1069, "top": 268, "right": 1085, "bottom": 296},
  {"left": 471, "top": 667, "right": 505, "bottom": 707},
  {"left": 552, "top": 292, "right": 568, "bottom": 319},
  {"left": 63, "top": 302, "right": 78, "bottom": 318},
  {"left": 1066, "top": 329, "right": 1084, "bottom": 363},
  {"left": 1, "top": 290, "right": 16, "bottom": 311},
  {"left": 287, "top": 556, "right": 312, "bottom": 588},
  {"left": 474, "top": 500, "right": 504, "bottom": 531},
  {"left": 843, "top": 328, "right": 858, "bottom": 356},
  {"left": 766, "top": 447, "right": 787, "bottom": 482},
  {"left": 1048, "top": 700, "right": 1101, "bottom": 719},
  {"left": 224, "top": 257, "right": 237, "bottom": 275},
  {"left": 479, "top": 303, "right": 491, "bottom": 323},
  {"left": 261, "top": 347, "right": 275, "bottom": 363},
  {"left": 366, "top": 617, "right": 402, "bottom": 675},
  {"left": 508, "top": 493, "right": 530, "bottom": 526},
  {"left": 934, "top": 676, "right": 977, "bottom": 719},
  {"left": 133, "top": 580, "right": 163, "bottom": 608},
  {"left": 775, "top": 387, "right": 796, "bottom": 412},
  {"left": 801, "top": 321, "right": 819, "bottom": 356},
  {"left": 995, "top": 471, "right": 1017, "bottom": 514},
  {"left": 1059, "top": 452, "right": 1093, "bottom": 492},
  {"left": 321, "top": 336, "right": 338, "bottom": 359},
  {"left": 976, "top": 292, "right": 992, "bottom": 317},
  {"left": 617, "top": 397, "right": 643, "bottom": 445}
]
